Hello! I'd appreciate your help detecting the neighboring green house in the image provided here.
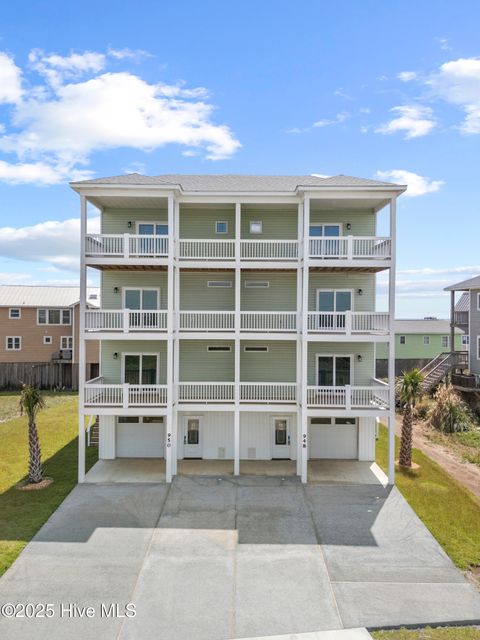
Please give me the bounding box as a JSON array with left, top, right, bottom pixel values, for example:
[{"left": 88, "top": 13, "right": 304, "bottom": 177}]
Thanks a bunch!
[{"left": 376, "top": 319, "right": 464, "bottom": 376}]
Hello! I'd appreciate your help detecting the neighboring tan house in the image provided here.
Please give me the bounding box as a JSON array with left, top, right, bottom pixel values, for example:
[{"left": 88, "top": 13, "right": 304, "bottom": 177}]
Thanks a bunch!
[
  {"left": 72, "top": 172, "right": 405, "bottom": 484},
  {"left": 376, "top": 318, "right": 464, "bottom": 376},
  {"left": 0, "top": 286, "right": 100, "bottom": 387},
  {"left": 445, "top": 276, "right": 480, "bottom": 394}
]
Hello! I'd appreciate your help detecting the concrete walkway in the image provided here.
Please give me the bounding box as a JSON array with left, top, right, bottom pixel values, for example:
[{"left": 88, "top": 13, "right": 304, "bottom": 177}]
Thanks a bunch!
[{"left": 1, "top": 478, "right": 479, "bottom": 639}]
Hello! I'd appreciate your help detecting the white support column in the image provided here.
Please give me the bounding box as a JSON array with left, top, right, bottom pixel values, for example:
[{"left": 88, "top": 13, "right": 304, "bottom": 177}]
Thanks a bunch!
[
  {"left": 388, "top": 196, "right": 397, "bottom": 485},
  {"left": 300, "top": 196, "right": 310, "bottom": 483},
  {"left": 296, "top": 201, "right": 304, "bottom": 475},
  {"left": 172, "top": 199, "right": 180, "bottom": 475},
  {"left": 166, "top": 194, "right": 175, "bottom": 483},
  {"left": 78, "top": 195, "right": 87, "bottom": 483},
  {"left": 234, "top": 202, "right": 241, "bottom": 475}
]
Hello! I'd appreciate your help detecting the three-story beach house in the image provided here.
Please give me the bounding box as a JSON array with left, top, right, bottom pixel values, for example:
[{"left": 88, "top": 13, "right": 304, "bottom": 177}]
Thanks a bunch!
[{"left": 72, "top": 174, "right": 404, "bottom": 483}]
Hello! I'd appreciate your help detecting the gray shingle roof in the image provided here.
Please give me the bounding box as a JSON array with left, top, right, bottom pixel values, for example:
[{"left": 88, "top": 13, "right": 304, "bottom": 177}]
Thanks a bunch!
[
  {"left": 455, "top": 292, "right": 470, "bottom": 312},
  {"left": 445, "top": 275, "right": 480, "bottom": 291},
  {"left": 394, "top": 319, "right": 462, "bottom": 334},
  {"left": 72, "top": 173, "right": 404, "bottom": 192}
]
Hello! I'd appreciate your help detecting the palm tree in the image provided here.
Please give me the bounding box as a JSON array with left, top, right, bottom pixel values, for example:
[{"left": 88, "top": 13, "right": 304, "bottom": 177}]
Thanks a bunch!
[
  {"left": 396, "top": 369, "right": 424, "bottom": 467},
  {"left": 19, "top": 384, "right": 46, "bottom": 484}
]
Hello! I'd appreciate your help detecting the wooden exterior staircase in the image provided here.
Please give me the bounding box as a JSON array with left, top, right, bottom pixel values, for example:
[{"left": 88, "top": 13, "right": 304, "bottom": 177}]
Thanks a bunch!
[
  {"left": 87, "top": 416, "right": 99, "bottom": 447},
  {"left": 420, "top": 351, "right": 469, "bottom": 391}
]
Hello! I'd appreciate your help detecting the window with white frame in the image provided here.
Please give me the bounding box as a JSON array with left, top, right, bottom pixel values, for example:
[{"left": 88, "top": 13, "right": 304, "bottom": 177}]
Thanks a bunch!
[
  {"left": 399, "top": 335, "right": 406, "bottom": 345},
  {"left": 423, "top": 336, "right": 430, "bottom": 345},
  {"left": 43, "top": 336, "right": 52, "bottom": 345},
  {"left": 61, "top": 336, "right": 73, "bottom": 350},
  {"left": 249, "top": 221, "right": 262, "bottom": 234},
  {"left": 215, "top": 221, "right": 228, "bottom": 234},
  {"left": 462, "top": 335, "right": 470, "bottom": 347},
  {"left": 207, "top": 345, "right": 231, "bottom": 352},
  {"left": 244, "top": 281, "right": 269, "bottom": 288},
  {"left": 244, "top": 346, "right": 268, "bottom": 352},
  {"left": 6, "top": 336, "right": 21, "bottom": 350},
  {"left": 9, "top": 308, "right": 21, "bottom": 319},
  {"left": 477, "top": 292, "right": 480, "bottom": 311},
  {"left": 207, "top": 281, "right": 232, "bottom": 288},
  {"left": 38, "top": 309, "right": 71, "bottom": 325},
  {"left": 442, "top": 336, "right": 450, "bottom": 349}
]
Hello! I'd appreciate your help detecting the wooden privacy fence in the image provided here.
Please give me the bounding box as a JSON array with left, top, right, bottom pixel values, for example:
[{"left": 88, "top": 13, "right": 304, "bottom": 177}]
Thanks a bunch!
[{"left": 0, "top": 362, "right": 79, "bottom": 391}]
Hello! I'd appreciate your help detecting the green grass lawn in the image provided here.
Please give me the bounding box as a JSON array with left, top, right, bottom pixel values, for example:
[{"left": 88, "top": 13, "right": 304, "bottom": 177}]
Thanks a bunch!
[
  {"left": 0, "top": 392, "right": 97, "bottom": 576},
  {"left": 0, "top": 390, "right": 77, "bottom": 422},
  {"left": 376, "top": 425, "right": 480, "bottom": 570},
  {"left": 372, "top": 626, "right": 480, "bottom": 639}
]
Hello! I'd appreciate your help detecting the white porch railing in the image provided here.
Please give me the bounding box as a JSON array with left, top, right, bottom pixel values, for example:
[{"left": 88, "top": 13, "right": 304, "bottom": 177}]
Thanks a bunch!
[
  {"left": 179, "top": 382, "right": 235, "bottom": 402},
  {"left": 85, "top": 234, "right": 168, "bottom": 258},
  {"left": 241, "top": 311, "right": 297, "bottom": 332},
  {"left": 85, "top": 309, "right": 168, "bottom": 332},
  {"left": 307, "top": 311, "right": 389, "bottom": 334},
  {"left": 180, "top": 311, "right": 235, "bottom": 331},
  {"left": 309, "top": 236, "right": 391, "bottom": 260},
  {"left": 240, "top": 383, "right": 297, "bottom": 403},
  {"left": 179, "top": 239, "right": 235, "bottom": 259},
  {"left": 307, "top": 384, "right": 390, "bottom": 409},
  {"left": 84, "top": 378, "right": 167, "bottom": 407},
  {"left": 241, "top": 240, "right": 298, "bottom": 260}
]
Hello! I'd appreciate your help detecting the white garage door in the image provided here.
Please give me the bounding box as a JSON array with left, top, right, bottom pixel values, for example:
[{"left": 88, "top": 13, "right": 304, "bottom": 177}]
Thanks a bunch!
[
  {"left": 309, "top": 420, "right": 358, "bottom": 459},
  {"left": 116, "top": 419, "right": 165, "bottom": 458}
]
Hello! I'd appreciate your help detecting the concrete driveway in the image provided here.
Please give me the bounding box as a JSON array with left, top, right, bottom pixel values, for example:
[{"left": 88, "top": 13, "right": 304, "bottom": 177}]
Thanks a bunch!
[{"left": 1, "top": 477, "right": 480, "bottom": 640}]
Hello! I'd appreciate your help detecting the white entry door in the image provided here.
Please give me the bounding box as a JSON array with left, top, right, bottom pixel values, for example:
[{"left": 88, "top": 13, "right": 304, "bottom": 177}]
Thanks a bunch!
[
  {"left": 183, "top": 417, "right": 202, "bottom": 458},
  {"left": 271, "top": 417, "right": 291, "bottom": 459}
]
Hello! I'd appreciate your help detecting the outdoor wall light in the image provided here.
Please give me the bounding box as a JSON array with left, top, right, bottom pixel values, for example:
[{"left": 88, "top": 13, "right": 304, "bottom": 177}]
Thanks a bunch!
[
  {"left": 357, "top": 288, "right": 363, "bottom": 296},
  {"left": 346, "top": 223, "right": 352, "bottom": 230},
  {"left": 113, "top": 287, "right": 120, "bottom": 294},
  {"left": 113, "top": 352, "right": 118, "bottom": 360},
  {"left": 127, "top": 221, "right": 132, "bottom": 228},
  {"left": 357, "top": 354, "right": 363, "bottom": 362}
]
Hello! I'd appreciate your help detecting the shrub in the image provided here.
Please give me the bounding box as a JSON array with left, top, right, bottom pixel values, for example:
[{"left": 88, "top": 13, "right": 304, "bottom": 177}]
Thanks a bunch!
[
  {"left": 427, "top": 384, "right": 473, "bottom": 433},
  {"left": 414, "top": 400, "right": 431, "bottom": 421}
]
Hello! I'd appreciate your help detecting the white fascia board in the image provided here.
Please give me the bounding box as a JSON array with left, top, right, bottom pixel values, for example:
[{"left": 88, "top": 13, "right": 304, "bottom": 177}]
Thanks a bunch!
[
  {"left": 177, "top": 194, "right": 301, "bottom": 204},
  {"left": 298, "top": 186, "right": 406, "bottom": 197}
]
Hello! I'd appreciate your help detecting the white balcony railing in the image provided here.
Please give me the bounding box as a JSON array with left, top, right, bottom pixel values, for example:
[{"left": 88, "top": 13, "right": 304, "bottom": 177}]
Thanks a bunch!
[
  {"left": 240, "top": 382, "right": 297, "bottom": 403},
  {"left": 241, "top": 311, "right": 297, "bottom": 332},
  {"left": 179, "top": 239, "right": 235, "bottom": 260},
  {"left": 85, "top": 309, "right": 168, "bottom": 332},
  {"left": 179, "top": 311, "right": 235, "bottom": 331},
  {"left": 307, "top": 384, "right": 389, "bottom": 409},
  {"left": 84, "top": 378, "right": 168, "bottom": 407},
  {"left": 179, "top": 382, "right": 235, "bottom": 402},
  {"left": 85, "top": 234, "right": 169, "bottom": 258},
  {"left": 241, "top": 240, "right": 298, "bottom": 260},
  {"left": 307, "top": 311, "right": 389, "bottom": 334},
  {"left": 309, "top": 236, "right": 391, "bottom": 260}
]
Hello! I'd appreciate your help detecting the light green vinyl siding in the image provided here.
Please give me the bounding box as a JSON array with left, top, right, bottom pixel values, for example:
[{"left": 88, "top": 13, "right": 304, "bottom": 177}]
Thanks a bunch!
[
  {"left": 241, "top": 209, "right": 297, "bottom": 239},
  {"left": 376, "top": 333, "right": 463, "bottom": 359},
  {"left": 180, "top": 271, "right": 235, "bottom": 310},
  {"left": 101, "top": 340, "right": 167, "bottom": 383},
  {"left": 180, "top": 340, "right": 234, "bottom": 381},
  {"left": 102, "top": 272, "right": 168, "bottom": 309},
  {"left": 241, "top": 341, "right": 296, "bottom": 382},
  {"left": 307, "top": 342, "right": 374, "bottom": 385},
  {"left": 308, "top": 273, "right": 375, "bottom": 311},
  {"left": 102, "top": 208, "right": 167, "bottom": 234},
  {"left": 241, "top": 271, "right": 297, "bottom": 311},
  {"left": 309, "top": 210, "right": 375, "bottom": 236},
  {"left": 180, "top": 207, "right": 235, "bottom": 239}
]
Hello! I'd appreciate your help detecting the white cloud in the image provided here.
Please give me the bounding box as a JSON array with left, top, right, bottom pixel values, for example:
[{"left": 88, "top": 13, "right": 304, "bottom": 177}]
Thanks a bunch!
[
  {"left": 375, "top": 105, "right": 436, "bottom": 138},
  {"left": 0, "top": 52, "right": 23, "bottom": 104},
  {"left": 438, "top": 38, "right": 452, "bottom": 51},
  {"left": 428, "top": 57, "right": 480, "bottom": 133},
  {"left": 310, "top": 173, "right": 331, "bottom": 178},
  {"left": 107, "top": 48, "right": 152, "bottom": 62},
  {"left": 313, "top": 111, "right": 350, "bottom": 128},
  {"left": 397, "top": 265, "right": 480, "bottom": 276},
  {"left": 375, "top": 169, "right": 444, "bottom": 196},
  {"left": 0, "top": 48, "right": 241, "bottom": 182},
  {"left": 398, "top": 71, "right": 417, "bottom": 82},
  {"left": 0, "top": 216, "right": 100, "bottom": 271}
]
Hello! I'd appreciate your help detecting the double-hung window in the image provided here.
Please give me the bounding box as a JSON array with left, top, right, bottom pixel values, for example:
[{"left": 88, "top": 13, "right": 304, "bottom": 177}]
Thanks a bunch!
[
  {"left": 38, "top": 309, "right": 71, "bottom": 325},
  {"left": 442, "top": 336, "right": 450, "bottom": 349},
  {"left": 6, "top": 336, "right": 21, "bottom": 350},
  {"left": 61, "top": 336, "right": 73, "bottom": 350}
]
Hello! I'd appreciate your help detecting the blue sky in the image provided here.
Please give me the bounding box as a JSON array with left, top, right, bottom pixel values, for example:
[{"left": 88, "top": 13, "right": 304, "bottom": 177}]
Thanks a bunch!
[{"left": 0, "top": 0, "right": 479, "bottom": 317}]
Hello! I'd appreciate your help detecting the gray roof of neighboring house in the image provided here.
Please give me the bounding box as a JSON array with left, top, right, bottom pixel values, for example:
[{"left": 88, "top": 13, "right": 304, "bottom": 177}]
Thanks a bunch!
[
  {"left": 71, "top": 173, "right": 405, "bottom": 192},
  {"left": 455, "top": 292, "right": 470, "bottom": 313},
  {"left": 445, "top": 275, "right": 480, "bottom": 291},
  {"left": 0, "top": 286, "right": 100, "bottom": 308},
  {"left": 394, "top": 319, "right": 462, "bottom": 334}
]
